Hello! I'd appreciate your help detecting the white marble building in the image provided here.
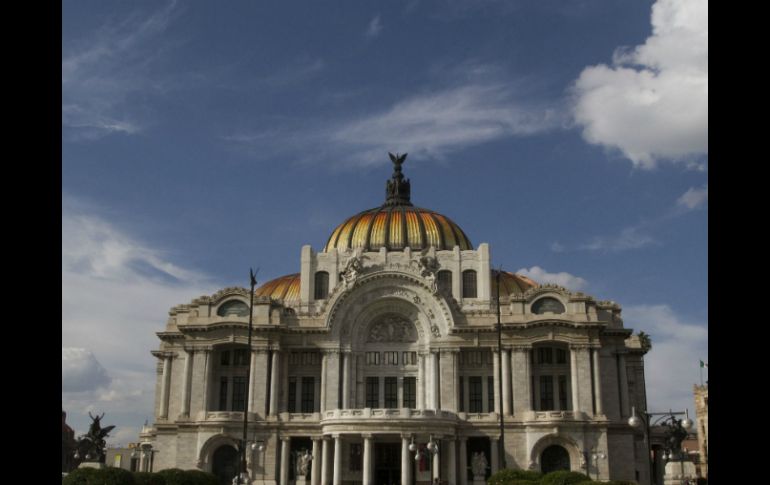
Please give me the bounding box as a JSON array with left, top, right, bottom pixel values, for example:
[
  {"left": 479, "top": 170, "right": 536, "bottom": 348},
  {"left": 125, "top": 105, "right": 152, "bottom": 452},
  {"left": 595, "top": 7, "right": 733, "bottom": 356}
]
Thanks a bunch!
[{"left": 145, "top": 156, "right": 651, "bottom": 485}]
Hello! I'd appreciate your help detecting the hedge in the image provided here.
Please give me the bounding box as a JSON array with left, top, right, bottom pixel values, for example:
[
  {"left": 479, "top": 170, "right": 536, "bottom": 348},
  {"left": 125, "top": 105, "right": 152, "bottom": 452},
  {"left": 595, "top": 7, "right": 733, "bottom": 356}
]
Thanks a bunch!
[
  {"left": 63, "top": 467, "right": 135, "bottom": 485},
  {"left": 540, "top": 470, "right": 592, "bottom": 485},
  {"left": 132, "top": 472, "right": 166, "bottom": 485},
  {"left": 488, "top": 468, "right": 544, "bottom": 485}
]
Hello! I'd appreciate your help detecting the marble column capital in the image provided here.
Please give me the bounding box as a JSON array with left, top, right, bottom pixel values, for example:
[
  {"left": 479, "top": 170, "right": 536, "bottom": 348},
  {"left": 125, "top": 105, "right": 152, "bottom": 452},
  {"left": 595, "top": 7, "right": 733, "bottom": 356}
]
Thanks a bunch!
[
  {"left": 511, "top": 345, "right": 531, "bottom": 352},
  {"left": 569, "top": 344, "right": 592, "bottom": 350},
  {"left": 361, "top": 433, "right": 374, "bottom": 439},
  {"left": 322, "top": 348, "right": 342, "bottom": 355},
  {"left": 439, "top": 348, "right": 460, "bottom": 355}
]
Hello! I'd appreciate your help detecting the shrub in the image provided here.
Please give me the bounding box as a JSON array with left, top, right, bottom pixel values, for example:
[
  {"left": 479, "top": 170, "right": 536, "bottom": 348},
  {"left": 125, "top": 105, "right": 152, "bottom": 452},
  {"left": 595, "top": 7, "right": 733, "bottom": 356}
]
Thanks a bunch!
[
  {"left": 540, "top": 470, "right": 591, "bottom": 485},
  {"left": 488, "top": 468, "right": 544, "bottom": 485},
  {"left": 132, "top": 472, "right": 166, "bottom": 485},
  {"left": 63, "top": 467, "right": 136, "bottom": 485},
  {"left": 182, "top": 470, "right": 219, "bottom": 485},
  {"left": 601, "top": 481, "right": 637, "bottom": 485},
  {"left": 156, "top": 469, "right": 187, "bottom": 485}
]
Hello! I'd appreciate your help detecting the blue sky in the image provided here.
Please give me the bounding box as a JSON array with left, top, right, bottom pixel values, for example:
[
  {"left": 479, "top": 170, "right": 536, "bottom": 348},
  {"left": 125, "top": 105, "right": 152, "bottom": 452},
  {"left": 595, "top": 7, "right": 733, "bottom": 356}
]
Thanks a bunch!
[{"left": 62, "top": 0, "right": 708, "bottom": 445}]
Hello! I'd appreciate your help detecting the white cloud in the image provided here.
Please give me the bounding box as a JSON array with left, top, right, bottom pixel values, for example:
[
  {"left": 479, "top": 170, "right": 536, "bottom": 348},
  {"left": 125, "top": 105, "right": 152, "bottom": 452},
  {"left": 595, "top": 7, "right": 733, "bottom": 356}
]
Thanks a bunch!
[
  {"left": 677, "top": 185, "right": 708, "bottom": 210},
  {"left": 578, "top": 226, "right": 657, "bottom": 252},
  {"left": 62, "top": 348, "right": 112, "bottom": 392},
  {"left": 62, "top": 1, "right": 179, "bottom": 140},
  {"left": 516, "top": 266, "right": 588, "bottom": 291},
  {"left": 571, "top": 0, "right": 708, "bottom": 168},
  {"left": 366, "top": 14, "right": 383, "bottom": 38},
  {"left": 622, "top": 304, "right": 708, "bottom": 414},
  {"left": 62, "top": 197, "right": 216, "bottom": 441}
]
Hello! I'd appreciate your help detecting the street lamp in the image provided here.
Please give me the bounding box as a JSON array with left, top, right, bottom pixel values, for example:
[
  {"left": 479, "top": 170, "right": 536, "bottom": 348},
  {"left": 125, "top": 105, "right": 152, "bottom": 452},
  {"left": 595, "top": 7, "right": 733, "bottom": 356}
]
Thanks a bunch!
[
  {"left": 629, "top": 406, "right": 693, "bottom": 485},
  {"left": 413, "top": 436, "right": 440, "bottom": 485},
  {"left": 582, "top": 448, "right": 606, "bottom": 481},
  {"left": 236, "top": 268, "right": 259, "bottom": 485}
]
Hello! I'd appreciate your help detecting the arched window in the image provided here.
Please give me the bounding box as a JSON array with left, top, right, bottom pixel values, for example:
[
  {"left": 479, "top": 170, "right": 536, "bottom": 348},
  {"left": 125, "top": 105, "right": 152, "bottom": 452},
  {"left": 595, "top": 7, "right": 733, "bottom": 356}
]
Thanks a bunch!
[
  {"left": 216, "top": 300, "right": 249, "bottom": 317},
  {"left": 437, "top": 270, "right": 452, "bottom": 294},
  {"left": 462, "top": 270, "right": 477, "bottom": 298},
  {"left": 314, "top": 271, "right": 329, "bottom": 300},
  {"left": 532, "top": 297, "right": 565, "bottom": 315}
]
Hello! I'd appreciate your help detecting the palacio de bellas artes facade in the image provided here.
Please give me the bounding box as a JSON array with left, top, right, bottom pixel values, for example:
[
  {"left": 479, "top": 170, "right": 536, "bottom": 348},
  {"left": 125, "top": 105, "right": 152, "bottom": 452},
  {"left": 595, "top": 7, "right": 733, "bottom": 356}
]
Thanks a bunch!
[{"left": 144, "top": 154, "right": 651, "bottom": 485}]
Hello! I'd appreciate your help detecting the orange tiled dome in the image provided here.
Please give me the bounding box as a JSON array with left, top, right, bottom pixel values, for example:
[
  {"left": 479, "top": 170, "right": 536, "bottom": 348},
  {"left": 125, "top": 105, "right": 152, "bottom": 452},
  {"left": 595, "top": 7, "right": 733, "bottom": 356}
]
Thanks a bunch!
[{"left": 254, "top": 273, "right": 300, "bottom": 301}]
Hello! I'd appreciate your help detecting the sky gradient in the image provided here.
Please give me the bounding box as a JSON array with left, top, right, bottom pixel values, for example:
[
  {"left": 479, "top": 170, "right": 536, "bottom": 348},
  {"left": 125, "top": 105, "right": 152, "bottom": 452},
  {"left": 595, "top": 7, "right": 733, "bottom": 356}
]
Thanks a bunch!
[{"left": 62, "top": 0, "right": 708, "bottom": 445}]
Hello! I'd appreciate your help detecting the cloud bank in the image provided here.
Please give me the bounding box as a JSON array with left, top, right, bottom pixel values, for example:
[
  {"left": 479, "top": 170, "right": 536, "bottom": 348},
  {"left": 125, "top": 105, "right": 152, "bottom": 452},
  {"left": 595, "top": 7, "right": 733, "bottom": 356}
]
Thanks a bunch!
[{"left": 517, "top": 266, "right": 588, "bottom": 291}]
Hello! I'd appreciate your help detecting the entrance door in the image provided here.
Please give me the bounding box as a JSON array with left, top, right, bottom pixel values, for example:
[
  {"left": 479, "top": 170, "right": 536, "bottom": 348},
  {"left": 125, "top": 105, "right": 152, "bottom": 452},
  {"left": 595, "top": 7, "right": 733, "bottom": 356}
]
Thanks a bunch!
[
  {"left": 541, "top": 445, "right": 570, "bottom": 474},
  {"left": 212, "top": 445, "right": 238, "bottom": 485},
  {"left": 375, "top": 443, "right": 401, "bottom": 485}
]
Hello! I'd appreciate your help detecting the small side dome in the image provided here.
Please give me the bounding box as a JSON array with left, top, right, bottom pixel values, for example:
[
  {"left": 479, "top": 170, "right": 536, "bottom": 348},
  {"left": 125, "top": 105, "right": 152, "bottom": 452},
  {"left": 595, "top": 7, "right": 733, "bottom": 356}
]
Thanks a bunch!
[
  {"left": 255, "top": 273, "right": 300, "bottom": 301},
  {"left": 492, "top": 270, "right": 539, "bottom": 298}
]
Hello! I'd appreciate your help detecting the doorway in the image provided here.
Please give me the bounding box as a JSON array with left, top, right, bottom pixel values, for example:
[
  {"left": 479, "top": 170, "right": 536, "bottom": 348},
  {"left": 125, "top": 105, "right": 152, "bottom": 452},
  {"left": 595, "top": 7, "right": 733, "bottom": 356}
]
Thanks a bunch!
[
  {"left": 540, "top": 445, "right": 570, "bottom": 474},
  {"left": 375, "top": 442, "right": 401, "bottom": 485},
  {"left": 212, "top": 445, "right": 238, "bottom": 485}
]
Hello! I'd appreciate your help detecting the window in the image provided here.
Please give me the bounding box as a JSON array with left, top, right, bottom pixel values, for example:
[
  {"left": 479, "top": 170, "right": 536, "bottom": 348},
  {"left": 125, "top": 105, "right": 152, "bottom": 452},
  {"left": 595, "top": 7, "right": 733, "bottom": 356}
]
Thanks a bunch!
[
  {"left": 462, "top": 270, "right": 477, "bottom": 298},
  {"left": 556, "top": 349, "right": 567, "bottom": 364},
  {"left": 219, "top": 377, "right": 228, "bottom": 410},
  {"left": 233, "top": 349, "right": 250, "bottom": 366},
  {"left": 288, "top": 377, "right": 297, "bottom": 412},
  {"left": 366, "top": 352, "right": 380, "bottom": 365},
  {"left": 459, "top": 377, "right": 464, "bottom": 412},
  {"left": 487, "top": 376, "right": 495, "bottom": 412},
  {"left": 366, "top": 377, "right": 379, "bottom": 407},
  {"left": 538, "top": 348, "right": 553, "bottom": 364},
  {"left": 384, "top": 377, "right": 398, "bottom": 408},
  {"left": 402, "top": 351, "right": 417, "bottom": 365},
  {"left": 301, "top": 377, "right": 315, "bottom": 413},
  {"left": 217, "top": 300, "right": 249, "bottom": 317},
  {"left": 220, "top": 351, "right": 231, "bottom": 366},
  {"left": 469, "top": 377, "right": 483, "bottom": 412},
  {"left": 314, "top": 272, "right": 329, "bottom": 300},
  {"left": 437, "top": 270, "right": 452, "bottom": 294},
  {"left": 385, "top": 351, "right": 399, "bottom": 365},
  {"left": 349, "top": 444, "right": 362, "bottom": 471},
  {"left": 232, "top": 376, "right": 246, "bottom": 411},
  {"left": 532, "top": 297, "right": 565, "bottom": 315},
  {"left": 558, "top": 375, "right": 568, "bottom": 410},
  {"left": 540, "top": 376, "right": 554, "bottom": 410},
  {"left": 403, "top": 377, "right": 416, "bottom": 408}
]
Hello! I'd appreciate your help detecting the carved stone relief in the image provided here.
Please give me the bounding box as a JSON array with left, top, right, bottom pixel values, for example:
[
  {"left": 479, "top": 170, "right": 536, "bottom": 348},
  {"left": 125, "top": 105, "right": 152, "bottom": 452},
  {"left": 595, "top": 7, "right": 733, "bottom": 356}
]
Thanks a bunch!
[{"left": 367, "top": 314, "right": 418, "bottom": 343}]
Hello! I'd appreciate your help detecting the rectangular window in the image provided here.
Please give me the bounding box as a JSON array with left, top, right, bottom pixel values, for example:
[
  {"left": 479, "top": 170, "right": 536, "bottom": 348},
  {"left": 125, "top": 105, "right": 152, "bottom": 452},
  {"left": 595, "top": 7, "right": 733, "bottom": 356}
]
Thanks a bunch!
[
  {"left": 403, "top": 377, "right": 416, "bottom": 408},
  {"left": 366, "top": 377, "right": 379, "bottom": 408},
  {"left": 301, "top": 377, "right": 315, "bottom": 413},
  {"left": 540, "top": 375, "right": 554, "bottom": 410},
  {"left": 349, "top": 444, "right": 362, "bottom": 471},
  {"left": 220, "top": 351, "right": 230, "bottom": 366},
  {"left": 462, "top": 270, "right": 477, "bottom": 298},
  {"left": 459, "top": 377, "right": 465, "bottom": 412},
  {"left": 402, "top": 351, "right": 417, "bottom": 365},
  {"left": 384, "top": 377, "right": 398, "bottom": 408},
  {"left": 233, "top": 349, "right": 250, "bottom": 366},
  {"left": 385, "top": 351, "right": 398, "bottom": 365},
  {"left": 288, "top": 377, "right": 297, "bottom": 413},
  {"left": 438, "top": 270, "right": 452, "bottom": 294},
  {"left": 538, "top": 348, "right": 553, "bottom": 364},
  {"left": 469, "top": 376, "right": 483, "bottom": 412},
  {"left": 556, "top": 349, "right": 567, "bottom": 364},
  {"left": 487, "top": 376, "right": 495, "bottom": 412},
  {"left": 219, "top": 377, "right": 228, "bottom": 410},
  {"left": 366, "top": 352, "right": 380, "bottom": 365},
  {"left": 232, "top": 376, "right": 247, "bottom": 411},
  {"left": 558, "top": 375, "right": 568, "bottom": 411}
]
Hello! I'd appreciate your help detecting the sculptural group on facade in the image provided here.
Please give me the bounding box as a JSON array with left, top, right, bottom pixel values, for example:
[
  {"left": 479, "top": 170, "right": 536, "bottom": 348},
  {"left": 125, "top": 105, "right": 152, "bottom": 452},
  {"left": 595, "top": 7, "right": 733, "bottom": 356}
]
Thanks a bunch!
[
  {"left": 342, "top": 254, "right": 364, "bottom": 288},
  {"left": 295, "top": 450, "right": 312, "bottom": 479},
  {"left": 76, "top": 412, "right": 115, "bottom": 463},
  {"left": 471, "top": 451, "right": 488, "bottom": 478}
]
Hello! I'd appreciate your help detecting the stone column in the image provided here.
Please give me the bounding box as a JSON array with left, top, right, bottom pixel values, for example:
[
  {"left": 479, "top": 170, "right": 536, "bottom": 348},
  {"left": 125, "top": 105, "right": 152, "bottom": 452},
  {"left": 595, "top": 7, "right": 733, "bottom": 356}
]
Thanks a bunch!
[
  {"left": 447, "top": 438, "right": 457, "bottom": 485},
  {"left": 363, "top": 434, "right": 373, "bottom": 485},
  {"left": 576, "top": 346, "right": 594, "bottom": 414},
  {"left": 180, "top": 349, "right": 193, "bottom": 417},
  {"left": 434, "top": 351, "right": 441, "bottom": 409},
  {"left": 592, "top": 348, "right": 604, "bottom": 415},
  {"left": 417, "top": 352, "right": 426, "bottom": 410},
  {"left": 459, "top": 438, "right": 468, "bottom": 485},
  {"left": 280, "top": 350, "right": 290, "bottom": 412},
  {"left": 342, "top": 352, "right": 351, "bottom": 409},
  {"left": 492, "top": 350, "right": 500, "bottom": 414},
  {"left": 333, "top": 435, "right": 342, "bottom": 485},
  {"left": 432, "top": 440, "right": 440, "bottom": 481},
  {"left": 325, "top": 351, "right": 341, "bottom": 411},
  {"left": 280, "top": 437, "right": 290, "bottom": 485},
  {"left": 501, "top": 349, "right": 511, "bottom": 415},
  {"left": 320, "top": 352, "right": 328, "bottom": 413},
  {"left": 401, "top": 436, "right": 411, "bottom": 485},
  {"left": 440, "top": 349, "right": 458, "bottom": 411},
  {"left": 247, "top": 348, "right": 257, "bottom": 414},
  {"left": 159, "top": 354, "right": 172, "bottom": 419},
  {"left": 269, "top": 350, "right": 280, "bottom": 416},
  {"left": 311, "top": 438, "right": 322, "bottom": 485},
  {"left": 252, "top": 349, "right": 270, "bottom": 417},
  {"left": 570, "top": 346, "right": 580, "bottom": 413},
  {"left": 201, "top": 348, "right": 213, "bottom": 413},
  {"left": 511, "top": 347, "right": 531, "bottom": 415},
  {"left": 490, "top": 438, "right": 499, "bottom": 474},
  {"left": 321, "top": 438, "right": 331, "bottom": 485},
  {"left": 618, "top": 352, "right": 630, "bottom": 418}
]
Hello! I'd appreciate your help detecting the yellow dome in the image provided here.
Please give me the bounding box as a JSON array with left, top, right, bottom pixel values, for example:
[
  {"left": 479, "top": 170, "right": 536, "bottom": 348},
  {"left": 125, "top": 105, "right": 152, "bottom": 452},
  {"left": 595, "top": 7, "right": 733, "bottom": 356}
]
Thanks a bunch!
[
  {"left": 255, "top": 273, "right": 300, "bottom": 301},
  {"left": 324, "top": 153, "right": 473, "bottom": 252},
  {"left": 492, "top": 270, "right": 539, "bottom": 298}
]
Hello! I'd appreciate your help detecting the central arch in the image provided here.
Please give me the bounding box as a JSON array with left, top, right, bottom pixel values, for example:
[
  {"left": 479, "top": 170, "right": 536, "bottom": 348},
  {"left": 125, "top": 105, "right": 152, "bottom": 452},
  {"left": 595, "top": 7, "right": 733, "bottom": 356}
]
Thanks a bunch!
[
  {"left": 212, "top": 445, "right": 238, "bottom": 485},
  {"left": 541, "top": 445, "right": 570, "bottom": 474}
]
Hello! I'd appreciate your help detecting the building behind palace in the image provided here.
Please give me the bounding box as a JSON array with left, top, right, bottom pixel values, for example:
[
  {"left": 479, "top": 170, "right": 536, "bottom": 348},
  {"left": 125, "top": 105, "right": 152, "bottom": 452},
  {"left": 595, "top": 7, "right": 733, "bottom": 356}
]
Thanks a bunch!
[{"left": 145, "top": 157, "right": 651, "bottom": 485}]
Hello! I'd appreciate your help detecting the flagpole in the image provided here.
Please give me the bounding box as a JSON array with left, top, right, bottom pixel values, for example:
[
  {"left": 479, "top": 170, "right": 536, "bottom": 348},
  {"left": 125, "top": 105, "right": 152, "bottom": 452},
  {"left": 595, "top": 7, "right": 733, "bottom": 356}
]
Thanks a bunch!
[{"left": 699, "top": 362, "right": 703, "bottom": 386}]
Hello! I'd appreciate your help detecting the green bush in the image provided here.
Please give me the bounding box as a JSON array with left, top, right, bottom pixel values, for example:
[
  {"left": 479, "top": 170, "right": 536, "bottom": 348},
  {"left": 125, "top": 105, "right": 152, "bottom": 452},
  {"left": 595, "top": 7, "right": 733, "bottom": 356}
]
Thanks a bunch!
[
  {"left": 488, "top": 468, "right": 544, "bottom": 485},
  {"left": 600, "top": 481, "right": 637, "bottom": 485},
  {"left": 540, "top": 470, "right": 591, "bottom": 485},
  {"left": 132, "top": 472, "right": 166, "bottom": 485},
  {"left": 63, "top": 467, "right": 136, "bottom": 485},
  {"left": 154, "top": 469, "right": 218, "bottom": 485}
]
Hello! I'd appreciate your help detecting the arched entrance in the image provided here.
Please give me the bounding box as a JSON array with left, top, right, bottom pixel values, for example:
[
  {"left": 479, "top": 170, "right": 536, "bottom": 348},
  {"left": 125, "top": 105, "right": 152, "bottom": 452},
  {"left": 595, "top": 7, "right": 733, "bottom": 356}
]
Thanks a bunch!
[
  {"left": 541, "top": 445, "right": 570, "bottom": 474},
  {"left": 212, "top": 445, "right": 238, "bottom": 485}
]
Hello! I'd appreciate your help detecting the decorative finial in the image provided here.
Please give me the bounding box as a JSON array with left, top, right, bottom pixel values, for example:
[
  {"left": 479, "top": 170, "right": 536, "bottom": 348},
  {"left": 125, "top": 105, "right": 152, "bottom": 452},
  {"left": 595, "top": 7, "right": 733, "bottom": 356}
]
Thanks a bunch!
[{"left": 384, "top": 152, "right": 412, "bottom": 206}]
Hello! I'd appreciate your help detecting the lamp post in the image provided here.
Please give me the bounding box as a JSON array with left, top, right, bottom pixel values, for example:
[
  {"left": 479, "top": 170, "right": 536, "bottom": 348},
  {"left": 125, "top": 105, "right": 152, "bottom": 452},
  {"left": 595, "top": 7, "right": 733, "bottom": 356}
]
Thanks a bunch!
[
  {"left": 409, "top": 437, "right": 418, "bottom": 485},
  {"left": 236, "top": 268, "right": 258, "bottom": 485},
  {"left": 582, "top": 448, "right": 606, "bottom": 481},
  {"left": 413, "top": 436, "right": 440, "bottom": 485},
  {"left": 629, "top": 406, "right": 693, "bottom": 485}
]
